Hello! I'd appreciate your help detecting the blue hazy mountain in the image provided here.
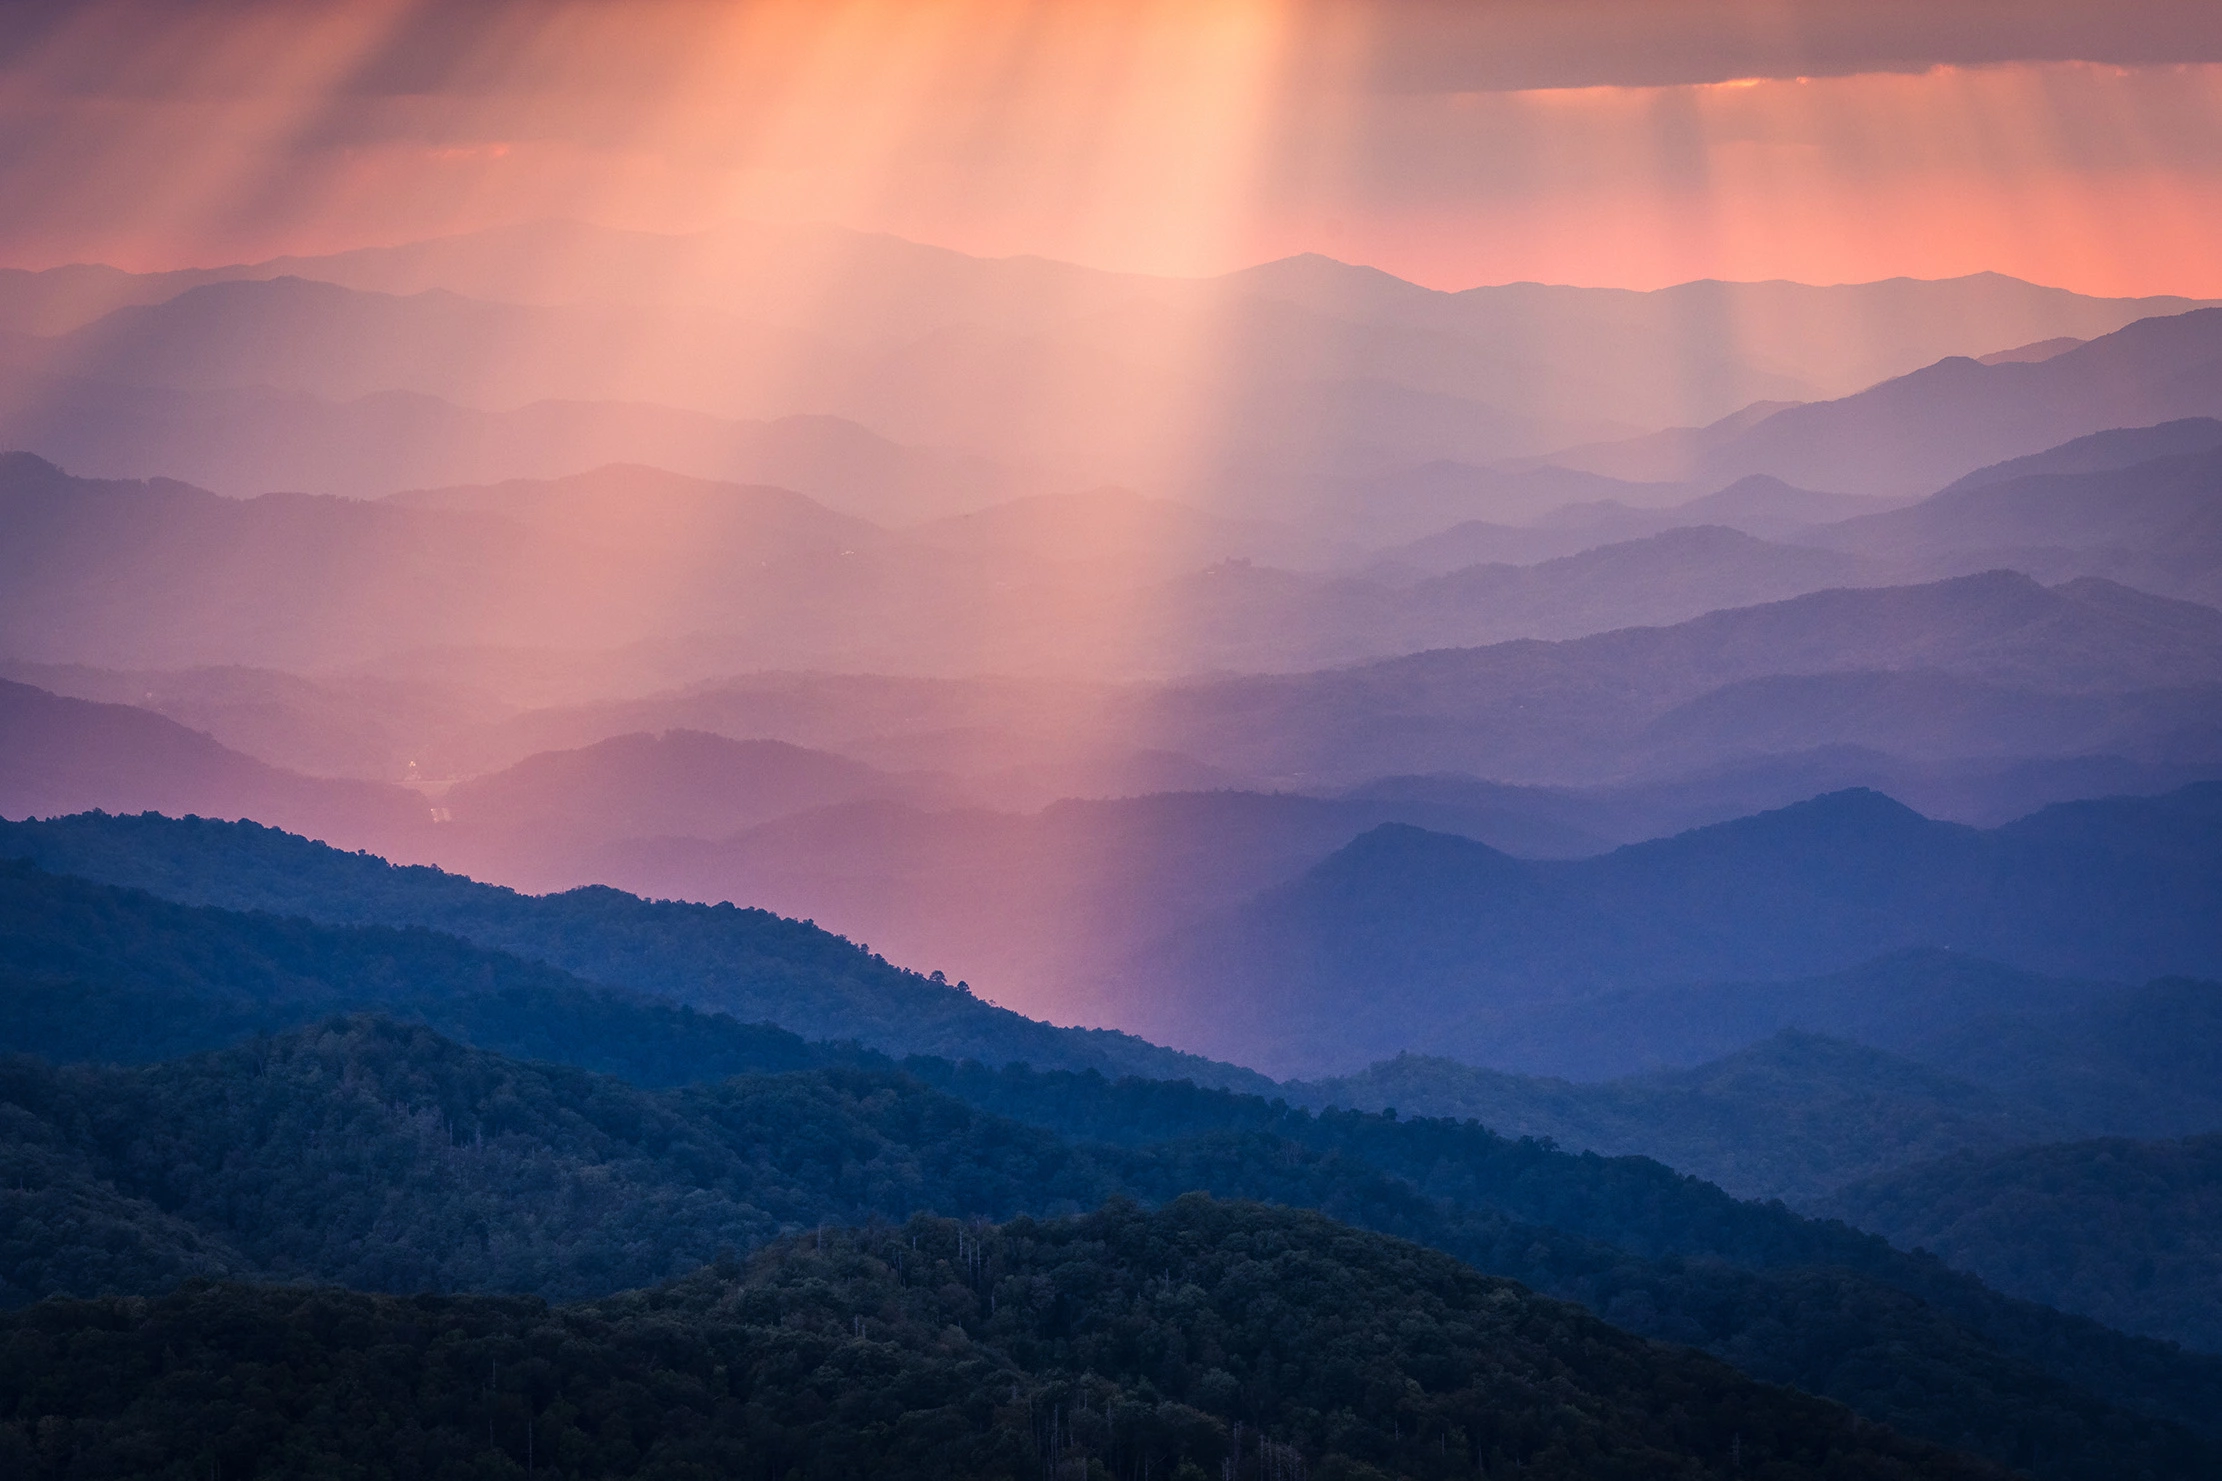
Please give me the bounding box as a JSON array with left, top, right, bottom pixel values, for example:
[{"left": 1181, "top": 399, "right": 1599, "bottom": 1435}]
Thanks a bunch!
[
  {"left": 1936, "top": 417, "right": 2222, "bottom": 494},
  {"left": 1282, "top": 969, "right": 2222, "bottom": 1205},
  {"left": 1120, "top": 570, "right": 2222, "bottom": 786},
  {"left": 1819, "top": 442, "right": 2222, "bottom": 604},
  {"left": 7, "top": 224, "right": 2199, "bottom": 508},
  {"left": 1555, "top": 308, "right": 2222, "bottom": 496},
  {"left": 1119, "top": 784, "right": 2222, "bottom": 1075}
]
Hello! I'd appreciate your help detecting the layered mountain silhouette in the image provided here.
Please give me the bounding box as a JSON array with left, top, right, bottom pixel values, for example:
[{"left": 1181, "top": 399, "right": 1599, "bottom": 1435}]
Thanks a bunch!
[
  {"left": 1121, "top": 571, "right": 2222, "bottom": 784},
  {"left": 0, "top": 456, "right": 994, "bottom": 670},
  {"left": 1556, "top": 309, "right": 2222, "bottom": 496},
  {"left": 561, "top": 787, "right": 1608, "bottom": 1013},
  {"left": 0, "top": 374, "right": 1033, "bottom": 515},
  {"left": 0, "top": 657, "right": 502, "bottom": 781},
  {"left": 1819, "top": 441, "right": 2222, "bottom": 604},
  {"left": 1329, "top": 947, "right": 2107, "bottom": 1079},
  {"left": 1938, "top": 417, "right": 2222, "bottom": 492},
  {"left": 3, "top": 221, "right": 2209, "bottom": 508},
  {"left": 1116, "top": 783, "right": 2222, "bottom": 1075},
  {"left": 1286, "top": 968, "right": 2222, "bottom": 1205},
  {"left": 0, "top": 679, "right": 432, "bottom": 853},
  {"left": 134, "top": 568, "right": 2208, "bottom": 789}
]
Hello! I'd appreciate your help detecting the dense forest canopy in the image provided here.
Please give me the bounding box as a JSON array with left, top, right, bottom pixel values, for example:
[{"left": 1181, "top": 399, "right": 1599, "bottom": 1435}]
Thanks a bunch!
[
  {"left": 0, "top": 1198, "right": 2006, "bottom": 1481},
  {"left": 3, "top": 1012, "right": 2218, "bottom": 1480},
  {"left": 1821, "top": 1135, "right": 2222, "bottom": 1352}
]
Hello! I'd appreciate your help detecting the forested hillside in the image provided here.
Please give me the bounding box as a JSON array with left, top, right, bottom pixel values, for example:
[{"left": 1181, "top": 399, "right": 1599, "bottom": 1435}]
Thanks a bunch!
[
  {"left": 0, "top": 1199, "right": 2006, "bottom": 1481},
  {"left": 0, "top": 812, "right": 1268, "bottom": 1088},
  {"left": 1286, "top": 1034, "right": 2064, "bottom": 1202},
  {"left": 1822, "top": 1135, "right": 2222, "bottom": 1353},
  {"left": 0, "top": 859, "right": 849, "bottom": 1081},
  {"left": 5, "top": 1014, "right": 2219, "bottom": 1479}
]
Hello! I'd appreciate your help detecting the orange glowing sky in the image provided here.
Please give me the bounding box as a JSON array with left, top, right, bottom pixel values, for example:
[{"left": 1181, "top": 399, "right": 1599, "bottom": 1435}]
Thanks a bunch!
[{"left": 4, "top": 0, "right": 2222, "bottom": 295}]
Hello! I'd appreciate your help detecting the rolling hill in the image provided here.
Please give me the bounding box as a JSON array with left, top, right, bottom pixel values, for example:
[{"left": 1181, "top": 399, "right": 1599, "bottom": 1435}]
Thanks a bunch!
[{"left": 7, "top": 840, "right": 2222, "bottom": 1477}]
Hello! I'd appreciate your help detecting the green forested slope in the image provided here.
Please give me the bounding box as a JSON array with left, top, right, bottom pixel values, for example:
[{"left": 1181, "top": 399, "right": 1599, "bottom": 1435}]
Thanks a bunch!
[
  {"left": 1821, "top": 1135, "right": 2222, "bottom": 1353},
  {"left": 1285, "top": 1035, "right": 2064, "bottom": 1203},
  {"left": 0, "top": 1198, "right": 2006, "bottom": 1481}
]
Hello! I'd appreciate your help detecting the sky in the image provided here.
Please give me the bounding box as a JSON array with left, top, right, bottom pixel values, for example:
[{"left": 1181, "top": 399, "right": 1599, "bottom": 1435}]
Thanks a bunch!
[{"left": 4, "top": 0, "right": 2222, "bottom": 295}]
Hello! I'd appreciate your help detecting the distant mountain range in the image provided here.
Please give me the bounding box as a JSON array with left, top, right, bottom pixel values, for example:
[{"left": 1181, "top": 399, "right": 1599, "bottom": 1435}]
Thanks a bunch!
[
  {"left": 1286, "top": 970, "right": 2222, "bottom": 1200},
  {"left": 1818, "top": 435, "right": 2222, "bottom": 605},
  {"left": 1117, "top": 571, "right": 2222, "bottom": 785},
  {"left": 1116, "top": 783, "right": 2222, "bottom": 1076},
  {"left": 17, "top": 652, "right": 2220, "bottom": 1026},
  {"left": 1, "top": 220, "right": 2209, "bottom": 509},
  {"left": 1369, "top": 474, "right": 1903, "bottom": 575},
  {"left": 1554, "top": 310, "right": 2222, "bottom": 496},
  {"left": 17, "top": 426, "right": 2218, "bottom": 764},
  {"left": 8, "top": 392, "right": 2221, "bottom": 689}
]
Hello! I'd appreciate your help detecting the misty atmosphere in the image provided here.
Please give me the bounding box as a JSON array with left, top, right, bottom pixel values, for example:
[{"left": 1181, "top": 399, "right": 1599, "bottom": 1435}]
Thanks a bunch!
[{"left": 3, "top": 4, "right": 2222, "bottom": 1479}]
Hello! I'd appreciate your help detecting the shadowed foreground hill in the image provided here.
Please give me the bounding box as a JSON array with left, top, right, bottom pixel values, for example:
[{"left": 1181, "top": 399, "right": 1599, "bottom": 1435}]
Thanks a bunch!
[
  {"left": 0, "top": 1198, "right": 2004, "bottom": 1481},
  {"left": 0, "top": 858, "right": 867, "bottom": 1084},
  {"left": 1121, "top": 783, "right": 2222, "bottom": 1075},
  {"left": 5, "top": 1014, "right": 2221, "bottom": 1478}
]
